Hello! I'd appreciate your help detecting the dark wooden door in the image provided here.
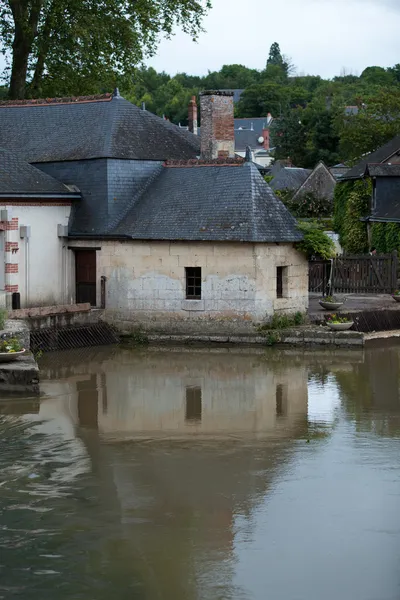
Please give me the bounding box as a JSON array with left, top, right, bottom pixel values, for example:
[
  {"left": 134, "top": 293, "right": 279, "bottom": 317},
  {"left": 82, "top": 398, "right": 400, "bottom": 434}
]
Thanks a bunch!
[{"left": 75, "top": 250, "right": 96, "bottom": 306}]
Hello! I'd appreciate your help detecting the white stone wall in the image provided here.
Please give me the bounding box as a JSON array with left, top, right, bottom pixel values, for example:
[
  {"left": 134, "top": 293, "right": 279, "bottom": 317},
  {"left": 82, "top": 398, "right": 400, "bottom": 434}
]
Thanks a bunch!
[
  {"left": 68, "top": 239, "right": 308, "bottom": 328},
  {"left": 0, "top": 203, "right": 72, "bottom": 307}
]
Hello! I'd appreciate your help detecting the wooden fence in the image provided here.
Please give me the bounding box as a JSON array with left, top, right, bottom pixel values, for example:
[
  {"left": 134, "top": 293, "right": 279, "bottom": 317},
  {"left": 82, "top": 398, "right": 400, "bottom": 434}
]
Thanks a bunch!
[{"left": 309, "top": 252, "right": 398, "bottom": 294}]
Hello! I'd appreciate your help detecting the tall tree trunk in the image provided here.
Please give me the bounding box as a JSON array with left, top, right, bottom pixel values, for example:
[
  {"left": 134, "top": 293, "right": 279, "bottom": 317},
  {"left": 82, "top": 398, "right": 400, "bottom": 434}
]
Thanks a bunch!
[
  {"left": 31, "top": 12, "right": 52, "bottom": 96},
  {"left": 8, "top": 0, "right": 45, "bottom": 100},
  {"left": 9, "top": 24, "right": 31, "bottom": 99}
]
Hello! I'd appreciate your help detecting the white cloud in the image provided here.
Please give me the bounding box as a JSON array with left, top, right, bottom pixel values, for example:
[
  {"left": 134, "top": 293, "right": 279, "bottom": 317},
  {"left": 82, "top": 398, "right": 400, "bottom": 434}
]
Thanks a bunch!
[{"left": 147, "top": 0, "right": 400, "bottom": 78}]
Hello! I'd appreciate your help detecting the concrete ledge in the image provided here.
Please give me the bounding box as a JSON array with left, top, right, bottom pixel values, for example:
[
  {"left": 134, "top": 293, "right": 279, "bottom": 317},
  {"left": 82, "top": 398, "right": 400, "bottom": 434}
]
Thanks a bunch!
[
  {"left": 146, "top": 326, "right": 364, "bottom": 347},
  {"left": 0, "top": 354, "right": 39, "bottom": 394}
]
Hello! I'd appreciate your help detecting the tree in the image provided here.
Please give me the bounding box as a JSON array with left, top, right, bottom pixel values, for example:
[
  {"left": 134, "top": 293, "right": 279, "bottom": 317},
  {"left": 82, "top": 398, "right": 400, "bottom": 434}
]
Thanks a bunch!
[
  {"left": 337, "top": 88, "right": 400, "bottom": 162},
  {"left": 271, "top": 108, "right": 308, "bottom": 165},
  {"left": 267, "top": 42, "right": 284, "bottom": 68},
  {"left": 266, "top": 41, "right": 291, "bottom": 76},
  {"left": 236, "top": 82, "right": 290, "bottom": 118},
  {"left": 0, "top": 0, "right": 211, "bottom": 99},
  {"left": 296, "top": 222, "right": 336, "bottom": 260},
  {"left": 360, "top": 66, "right": 395, "bottom": 87}
]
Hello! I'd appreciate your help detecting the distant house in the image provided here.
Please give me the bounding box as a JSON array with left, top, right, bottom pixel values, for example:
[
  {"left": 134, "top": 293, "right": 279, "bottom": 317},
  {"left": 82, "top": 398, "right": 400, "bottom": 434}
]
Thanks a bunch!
[
  {"left": 292, "top": 161, "right": 337, "bottom": 203},
  {"left": 234, "top": 115, "right": 274, "bottom": 167},
  {"left": 269, "top": 166, "right": 312, "bottom": 194},
  {"left": 342, "top": 135, "right": 400, "bottom": 181},
  {"left": 0, "top": 90, "right": 308, "bottom": 329}
]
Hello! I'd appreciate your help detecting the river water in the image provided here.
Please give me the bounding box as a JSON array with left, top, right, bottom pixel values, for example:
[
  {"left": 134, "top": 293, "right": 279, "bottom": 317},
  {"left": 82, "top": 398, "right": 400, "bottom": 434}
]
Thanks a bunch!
[{"left": 0, "top": 343, "right": 400, "bottom": 600}]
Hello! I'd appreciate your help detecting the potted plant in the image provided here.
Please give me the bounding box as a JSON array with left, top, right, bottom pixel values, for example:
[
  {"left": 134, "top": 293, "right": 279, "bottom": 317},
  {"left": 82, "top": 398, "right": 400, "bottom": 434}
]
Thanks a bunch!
[
  {"left": 392, "top": 290, "right": 400, "bottom": 303},
  {"left": 0, "top": 337, "right": 26, "bottom": 362},
  {"left": 325, "top": 314, "right": 354, "bottom": 331},
  {"left": 319, "top": 295, "right": 344, "bottom": 310}
]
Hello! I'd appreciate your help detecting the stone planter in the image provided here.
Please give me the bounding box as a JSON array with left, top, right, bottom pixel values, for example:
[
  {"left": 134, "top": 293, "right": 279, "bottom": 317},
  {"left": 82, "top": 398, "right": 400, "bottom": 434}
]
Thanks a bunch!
[
  {"left": 326, "top": 322, "right": 354, "bottom": 331},
  {"left": 319, "top": 300, "right": 344, "bottom": 311},
  {"left": 0, "top": 349, "right": 26, "bottom": 363},
  {"left": 392, "top": 295, "right": 400, "bottom": 303}
]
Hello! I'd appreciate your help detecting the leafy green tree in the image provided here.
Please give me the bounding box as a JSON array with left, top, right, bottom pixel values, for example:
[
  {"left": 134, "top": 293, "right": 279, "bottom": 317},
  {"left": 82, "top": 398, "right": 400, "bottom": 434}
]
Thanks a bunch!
[
  {"left": 338, "top": 88, "right": 400, "bottom": 162},
  {"left": 271, "top": 108, "right": 308, "bottom": 165},
  {"left": 360, "top": 66, "right": 395, "bottom": 87},
  {"left": 0, "top": 0, "right": 211, "bottom": 99},
  {"left": 236, "top": 82, "right": 289, "bottom": 117}
]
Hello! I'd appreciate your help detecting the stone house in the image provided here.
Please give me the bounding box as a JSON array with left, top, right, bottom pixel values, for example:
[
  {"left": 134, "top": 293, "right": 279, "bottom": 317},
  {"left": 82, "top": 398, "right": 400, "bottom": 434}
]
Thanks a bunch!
[
  {"left": 0, "top": 89, "right": 308, "bottom": 332},
  {"left": 269, "top": 165, "right": 312, "bottom": 194},
  {"left": 292, "top": 161, "right": 337, "bottom": 203}
]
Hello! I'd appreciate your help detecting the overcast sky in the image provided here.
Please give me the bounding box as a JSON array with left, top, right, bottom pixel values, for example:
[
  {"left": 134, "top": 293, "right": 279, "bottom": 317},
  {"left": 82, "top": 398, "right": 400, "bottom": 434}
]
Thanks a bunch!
[{"left": 148, "top": 0, "right": 400, "bottom": 78}]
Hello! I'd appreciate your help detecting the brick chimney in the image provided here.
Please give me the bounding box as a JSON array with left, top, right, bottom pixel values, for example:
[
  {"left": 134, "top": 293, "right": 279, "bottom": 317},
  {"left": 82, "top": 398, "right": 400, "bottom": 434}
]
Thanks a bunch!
[
  {"left": 200, "top": 91, "right": 235, "bottom": 160},
  {"left": 188, "top": 96, "right": 198, "bottom": 135},
  {"left": 262, "top": 128, "right": 270, "bottom": 150}
]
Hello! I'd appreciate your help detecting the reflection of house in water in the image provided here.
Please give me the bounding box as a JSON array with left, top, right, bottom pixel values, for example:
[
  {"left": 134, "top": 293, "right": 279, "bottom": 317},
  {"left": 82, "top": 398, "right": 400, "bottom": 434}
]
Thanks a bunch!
[
  {"left": 37, "top": 348, "right": 310, "bottom": 598},
  {"left": 40, "top": 347, "right": 308, "bottom": 440}
]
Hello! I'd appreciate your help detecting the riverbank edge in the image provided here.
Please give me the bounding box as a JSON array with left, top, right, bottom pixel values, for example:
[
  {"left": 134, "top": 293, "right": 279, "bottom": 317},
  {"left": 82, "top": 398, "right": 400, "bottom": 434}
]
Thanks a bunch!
[{"left": 122, "top": 326, "right": 365, "bottom": 348}]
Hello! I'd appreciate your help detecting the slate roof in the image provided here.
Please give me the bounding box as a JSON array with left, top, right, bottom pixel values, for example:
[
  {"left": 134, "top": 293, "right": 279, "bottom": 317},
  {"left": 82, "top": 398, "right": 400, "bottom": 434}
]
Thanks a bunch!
[
  {"left": 235, "top": 129, "right": 267, "bottom": 152},
  {"left": 367, "top": 164, "right": 400, "bottom": 177},
  {"left": 109, "top": 162, "right": 302, "bottom": 243},
  {"left": 269, "top": 167, "right": 312, "bottom": 192},
  {"left": 0, "top": 148, "right": 78, "bottom": 196},
  {"left": 293, "top": 161, "right": 336, "bottom": 201},
  {"left": 0, "top": 92, "right": 200, "bottom": 163},
  {"left": 235, "top": 117, "right": 271, "bottom": 133},
  {"left": 343, "top": 135, "right": 400, "bottom": 180},
  {"left": 330, "top": 164, "right": 350, "bottom": 180}
]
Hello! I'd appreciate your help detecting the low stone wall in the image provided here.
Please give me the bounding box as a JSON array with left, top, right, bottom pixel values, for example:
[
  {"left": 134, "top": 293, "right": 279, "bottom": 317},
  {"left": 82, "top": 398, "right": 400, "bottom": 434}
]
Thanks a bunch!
[
  {"left": 8, "top": 303, "right": 101, "bottom": 330},
  {"left": 143, "top": 326, "right": 364, "bottom": 348}
]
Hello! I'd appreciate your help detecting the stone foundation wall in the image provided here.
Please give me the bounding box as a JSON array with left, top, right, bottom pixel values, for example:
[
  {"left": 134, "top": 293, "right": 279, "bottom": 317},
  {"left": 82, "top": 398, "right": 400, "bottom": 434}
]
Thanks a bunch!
[{"left": 68, "top": 240, "right": 308, "bottom": 334}]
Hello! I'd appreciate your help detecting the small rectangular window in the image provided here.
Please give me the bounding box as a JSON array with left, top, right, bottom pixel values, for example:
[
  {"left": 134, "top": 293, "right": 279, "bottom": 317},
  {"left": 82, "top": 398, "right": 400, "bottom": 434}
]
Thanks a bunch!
[
  {"left": 276, "top": 266, "right": 283, "bottom": 298},
  {"left": 185, "top": 386, "right": 202, "bottom": 422},
  {"left": 276, "top": 266, "right": 289, "bottom": 298},
  {"left": 185, "top": 267, "right": 202, "bottom": 299}
]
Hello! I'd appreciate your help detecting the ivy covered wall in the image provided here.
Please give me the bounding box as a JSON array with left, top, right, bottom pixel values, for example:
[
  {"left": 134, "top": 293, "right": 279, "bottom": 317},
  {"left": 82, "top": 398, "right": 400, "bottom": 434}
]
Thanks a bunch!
[
  {"left": 333, "top": 179, "right": 370, "bottom": 253},
  {"left": 334, "top": 178, "right": 400, "bottom": 254}
]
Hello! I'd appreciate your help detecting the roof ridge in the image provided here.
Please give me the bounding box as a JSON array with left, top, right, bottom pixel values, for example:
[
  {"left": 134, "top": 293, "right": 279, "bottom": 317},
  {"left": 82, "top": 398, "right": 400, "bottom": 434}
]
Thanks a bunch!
[{"left": 0, "top": 93, "right": 113, "bottom": 108}]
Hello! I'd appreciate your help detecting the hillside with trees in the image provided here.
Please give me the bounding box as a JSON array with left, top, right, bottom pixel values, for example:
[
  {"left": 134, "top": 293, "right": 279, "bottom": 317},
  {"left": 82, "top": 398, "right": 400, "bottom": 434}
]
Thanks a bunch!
[{"left": 123, "top": 43, "right": 400, "bottom": 168}]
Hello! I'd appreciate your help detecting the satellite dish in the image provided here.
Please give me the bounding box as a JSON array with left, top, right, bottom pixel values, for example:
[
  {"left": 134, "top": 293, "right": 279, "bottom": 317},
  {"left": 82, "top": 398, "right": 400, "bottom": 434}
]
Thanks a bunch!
[{"left": 258, "top": 136, "right": 264, "bottom": 144}]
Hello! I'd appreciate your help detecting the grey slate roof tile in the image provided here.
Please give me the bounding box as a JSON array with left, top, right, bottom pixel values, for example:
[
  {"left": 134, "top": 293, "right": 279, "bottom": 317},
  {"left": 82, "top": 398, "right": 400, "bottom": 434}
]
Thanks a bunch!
[
  {"left": 0, "top": 95, "right": 200, "bottom": 163},
  {"left": 0, "top": 148, "right": 76, "bottom": 195},
  {"left": 270, "top": 167, "right": 312, "bottom": 192},
  {"left": 343, "top": 135, "right": 400, "bottom": 180},
  {"left": 367, "top": 164, "right": 400, "bottom": 177},
  {"left": 111, "top": 162, "right": 302, "bottom": 243}
]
